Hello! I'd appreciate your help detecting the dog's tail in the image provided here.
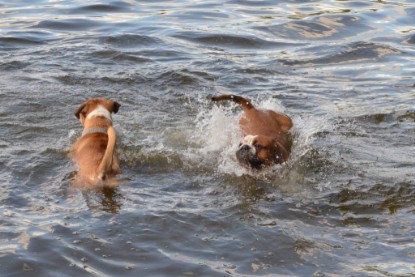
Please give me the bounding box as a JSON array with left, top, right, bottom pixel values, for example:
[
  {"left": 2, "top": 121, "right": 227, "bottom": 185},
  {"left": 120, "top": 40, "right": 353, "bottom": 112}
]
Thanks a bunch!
[
  {"left": 211, "top": 94, "right": 254, "bottom": 110},
  {"left": 97, "top": 126, "right": 117, "bottom": 181}
]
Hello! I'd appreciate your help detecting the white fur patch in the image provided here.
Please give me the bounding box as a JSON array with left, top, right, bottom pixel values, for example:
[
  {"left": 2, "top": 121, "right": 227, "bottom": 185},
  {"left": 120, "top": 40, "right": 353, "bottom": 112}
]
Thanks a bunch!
[
  {"left": 241, "top": 135, "right": 257, "bottom": 154},
  {"left": 242, "top": 135, "right": 257, "bottom": 145},
  {"left": 86, "top": 105, "right": 112, "bottom": 122}
]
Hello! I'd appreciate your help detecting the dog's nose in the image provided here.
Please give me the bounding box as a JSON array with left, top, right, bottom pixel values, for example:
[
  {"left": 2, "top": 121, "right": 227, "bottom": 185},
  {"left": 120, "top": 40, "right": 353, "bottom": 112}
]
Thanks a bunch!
[{"left": 240, "top": 145, "right": 251, "bottom": 152}]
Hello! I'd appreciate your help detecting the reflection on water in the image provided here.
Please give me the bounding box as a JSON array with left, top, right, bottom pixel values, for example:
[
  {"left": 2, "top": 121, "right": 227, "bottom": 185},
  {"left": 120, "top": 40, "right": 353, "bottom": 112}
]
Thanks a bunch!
[
  {"left": 79, "top": 187, "right": 124, "bottom": 214},
  {"left": 1, "top": 0, "right": 415, "bottom": 276}
]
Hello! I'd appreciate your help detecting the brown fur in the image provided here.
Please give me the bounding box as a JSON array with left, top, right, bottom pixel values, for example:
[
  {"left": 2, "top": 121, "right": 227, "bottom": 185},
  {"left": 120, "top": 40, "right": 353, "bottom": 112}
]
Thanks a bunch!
[
  {"left": 71, "top": 98, "right": 121, "bottom": 188},
  {"left": 212, "top": 94, "right": 293, "bottom": 169}
]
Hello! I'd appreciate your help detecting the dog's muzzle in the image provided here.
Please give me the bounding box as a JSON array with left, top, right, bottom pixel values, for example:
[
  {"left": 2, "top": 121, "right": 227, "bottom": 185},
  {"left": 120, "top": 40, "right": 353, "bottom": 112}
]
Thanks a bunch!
[{"left": 236, "top": 144, "right": 263, "bottom": 169}]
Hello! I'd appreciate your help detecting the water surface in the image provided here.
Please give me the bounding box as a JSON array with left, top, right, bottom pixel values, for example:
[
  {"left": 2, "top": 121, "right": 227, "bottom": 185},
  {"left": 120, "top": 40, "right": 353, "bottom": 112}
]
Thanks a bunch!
[{"left": 1, "top": 0, "right": 415, "bottom": 276}]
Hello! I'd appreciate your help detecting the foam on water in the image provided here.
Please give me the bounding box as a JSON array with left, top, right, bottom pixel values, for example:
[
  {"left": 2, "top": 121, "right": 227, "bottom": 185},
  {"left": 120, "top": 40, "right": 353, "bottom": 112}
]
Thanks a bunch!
[
  {"left": 180, "top": 95, "right": 331, "bottom": 181},
  {"left": 191, "top": 103, "right": 244, "bottom": 175}
]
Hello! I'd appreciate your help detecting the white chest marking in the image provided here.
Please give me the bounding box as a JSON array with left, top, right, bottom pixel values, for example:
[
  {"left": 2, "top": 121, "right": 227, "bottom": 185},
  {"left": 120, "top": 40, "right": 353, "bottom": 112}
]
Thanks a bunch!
[{"left": 86, "top": 105, "right": 112, "bottom": 122}]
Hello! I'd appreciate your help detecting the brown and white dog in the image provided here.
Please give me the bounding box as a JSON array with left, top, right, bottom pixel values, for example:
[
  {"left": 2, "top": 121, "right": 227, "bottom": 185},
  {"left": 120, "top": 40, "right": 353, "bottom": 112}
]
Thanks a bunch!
[
  {"left": 71, "top": 98, "right": 121, "bottom": 188},
  {"left": 212, "top": 94, "right": 293, "bottom": 169}
]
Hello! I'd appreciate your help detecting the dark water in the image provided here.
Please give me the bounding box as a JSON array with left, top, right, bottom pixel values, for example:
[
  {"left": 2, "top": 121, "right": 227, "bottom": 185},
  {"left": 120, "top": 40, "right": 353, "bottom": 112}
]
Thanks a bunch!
[{"left": 1, "top": 0, "right": 415, "bottom": 276}]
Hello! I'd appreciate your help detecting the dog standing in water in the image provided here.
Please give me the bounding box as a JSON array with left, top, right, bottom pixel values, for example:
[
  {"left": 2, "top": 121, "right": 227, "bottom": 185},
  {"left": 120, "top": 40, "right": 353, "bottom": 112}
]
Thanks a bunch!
[
  {"left": 71, "top": 98, "right": 121, "bottom": 188},
  {"left": 212, "top": 95, "right": 293, "bottom": 169}
]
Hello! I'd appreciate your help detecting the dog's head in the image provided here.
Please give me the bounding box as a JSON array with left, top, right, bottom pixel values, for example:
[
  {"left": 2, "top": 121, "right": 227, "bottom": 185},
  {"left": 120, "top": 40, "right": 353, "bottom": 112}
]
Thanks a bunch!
[
  {"left": 236, "top": 134, "right": 287, "bottom": 169},
  {"left": 75, "top": 98, "right": 120, "bottom": 125}
]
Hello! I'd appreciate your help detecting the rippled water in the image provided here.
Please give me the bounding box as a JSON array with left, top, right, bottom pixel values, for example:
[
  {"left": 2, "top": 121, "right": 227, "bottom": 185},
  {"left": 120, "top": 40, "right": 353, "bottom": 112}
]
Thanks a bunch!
[{"left": 1, "top": 0, "right": 415, "bottom": 276}]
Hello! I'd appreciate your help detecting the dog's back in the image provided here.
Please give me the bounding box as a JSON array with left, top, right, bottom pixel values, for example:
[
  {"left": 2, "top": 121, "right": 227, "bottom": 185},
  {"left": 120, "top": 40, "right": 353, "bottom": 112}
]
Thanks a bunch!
[
  {"left": 212, "top": 94, "right": 292, "bottom": 136},
  {"left": 212, "top": 94, "right": 293, "bottom": 167},
  {"left": 71, "top": 98, "right": 121, "bottom": 187}
]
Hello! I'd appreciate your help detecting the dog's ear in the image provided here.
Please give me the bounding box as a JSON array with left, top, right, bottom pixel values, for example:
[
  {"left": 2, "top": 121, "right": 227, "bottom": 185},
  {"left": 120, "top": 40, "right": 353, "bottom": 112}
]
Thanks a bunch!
[
  {"left": 112, "top": 101, "right": 121, "bottom": 114},
  {"left": 75, "top": 103, "right": 86, "bottom": 119}
]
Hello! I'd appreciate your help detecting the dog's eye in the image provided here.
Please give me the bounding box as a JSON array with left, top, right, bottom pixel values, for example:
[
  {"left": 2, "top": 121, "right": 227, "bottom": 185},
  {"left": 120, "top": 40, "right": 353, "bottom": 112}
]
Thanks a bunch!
[{"left": 254, "top": 143, "right": 262, "bottom": 149}]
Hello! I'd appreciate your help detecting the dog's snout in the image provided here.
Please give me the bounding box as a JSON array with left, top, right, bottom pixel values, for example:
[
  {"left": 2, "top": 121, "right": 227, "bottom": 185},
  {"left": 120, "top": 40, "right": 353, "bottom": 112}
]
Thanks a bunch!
[{"left": 240, "top": 144, "right": 251, "bottom": 152}]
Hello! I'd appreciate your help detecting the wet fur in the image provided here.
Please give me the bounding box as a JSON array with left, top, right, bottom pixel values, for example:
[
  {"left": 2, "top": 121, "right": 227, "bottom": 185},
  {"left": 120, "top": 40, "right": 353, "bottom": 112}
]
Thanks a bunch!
[
  {"left": 212, "top": 94, "right": 293, "bottom": 169},
  {"left": 71, "top": 98, "right": 121, "bottom": 188}
]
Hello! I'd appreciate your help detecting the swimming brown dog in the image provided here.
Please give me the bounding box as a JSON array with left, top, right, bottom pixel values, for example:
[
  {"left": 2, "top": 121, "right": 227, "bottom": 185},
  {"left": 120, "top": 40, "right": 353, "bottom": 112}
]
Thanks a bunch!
[
  {"left": 212, "top": 94, "right": 293, "bottom": 169},
  {"left": 71, "top": 98, "right": 121, "bottom": 187}
]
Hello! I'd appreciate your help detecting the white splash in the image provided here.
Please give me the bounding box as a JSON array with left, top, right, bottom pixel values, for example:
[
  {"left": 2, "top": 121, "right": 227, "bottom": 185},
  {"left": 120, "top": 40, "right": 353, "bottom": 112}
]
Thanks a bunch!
[
  {"left": 118, "top": 93, "right": 331, "bottom": 182},
  {"left": 189, "top": 96, "right": 331, "bottom": 179}
]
